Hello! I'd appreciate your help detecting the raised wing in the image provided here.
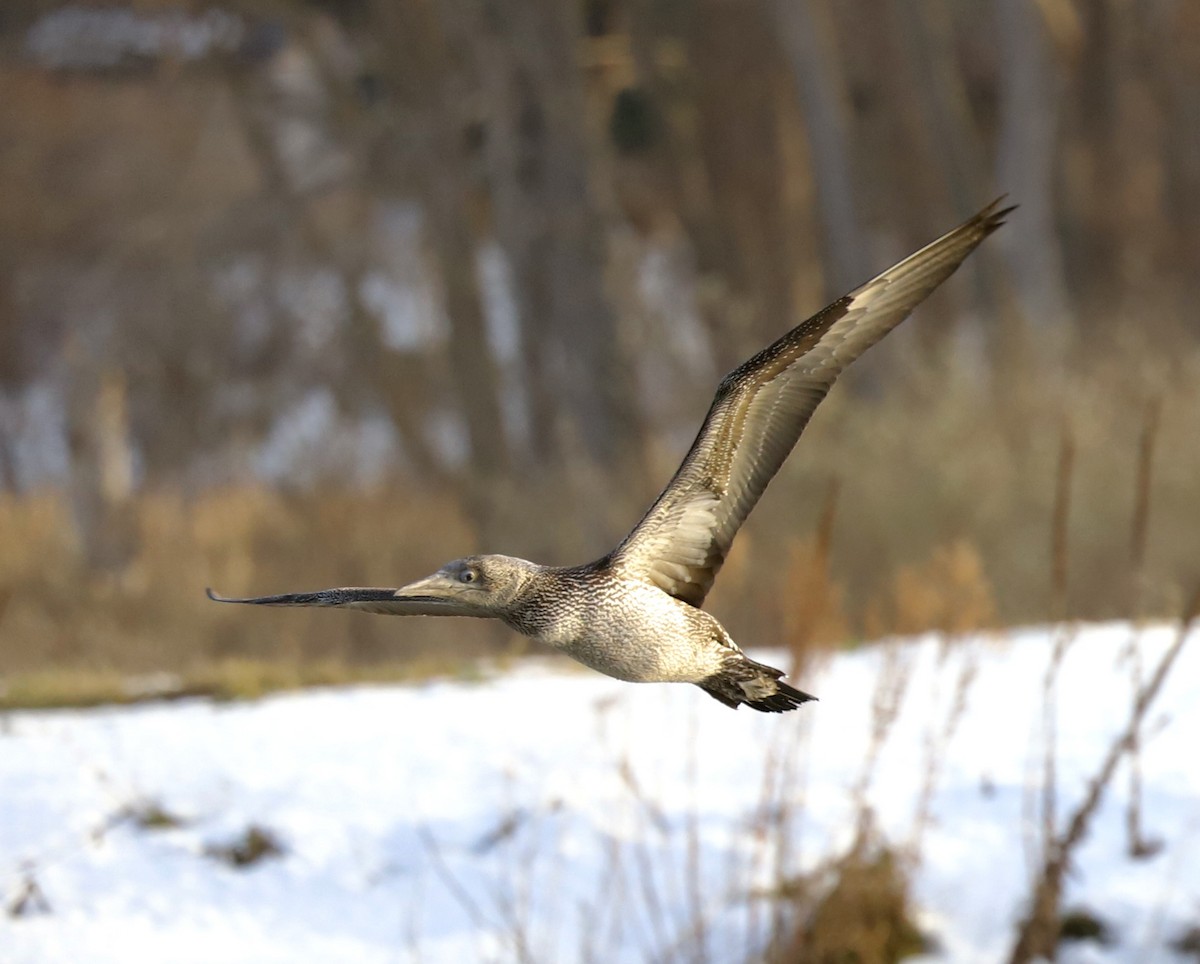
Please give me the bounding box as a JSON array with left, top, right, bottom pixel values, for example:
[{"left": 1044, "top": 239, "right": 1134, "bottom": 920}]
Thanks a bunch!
[
  {"left": 205, "top": 587, "right": 483, "bottom": 618},
  {"left": 611, "top": 199, "right": 1013, "bottom": 606}
]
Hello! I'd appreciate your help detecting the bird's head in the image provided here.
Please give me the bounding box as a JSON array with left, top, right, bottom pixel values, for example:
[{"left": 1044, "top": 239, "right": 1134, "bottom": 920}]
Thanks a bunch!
[{"left": 396, "top": 554, "right": 542, "bottom": 614}]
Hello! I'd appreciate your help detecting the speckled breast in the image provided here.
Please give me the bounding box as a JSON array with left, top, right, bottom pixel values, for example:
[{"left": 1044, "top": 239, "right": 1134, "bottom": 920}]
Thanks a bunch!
[{"left": 507, "top": 570, "right": 731, "bottom": 684}]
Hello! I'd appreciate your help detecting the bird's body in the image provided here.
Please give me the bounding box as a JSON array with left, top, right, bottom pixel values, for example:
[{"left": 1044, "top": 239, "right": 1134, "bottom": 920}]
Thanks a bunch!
[
  {"left": 209, "top": 200, "right": 1013, "bottom": 712},
  {"left": 502, "top": 562, "right": 734, "bottom": 683}
]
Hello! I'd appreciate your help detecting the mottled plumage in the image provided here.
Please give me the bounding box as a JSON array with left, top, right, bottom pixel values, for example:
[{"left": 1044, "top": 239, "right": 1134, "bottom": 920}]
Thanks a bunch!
[{"left": 209, "top": 200, "right": 1012, "bottom": 712}]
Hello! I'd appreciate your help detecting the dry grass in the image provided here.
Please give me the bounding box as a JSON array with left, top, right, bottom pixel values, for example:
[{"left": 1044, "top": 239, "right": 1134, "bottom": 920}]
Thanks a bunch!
[
  {"left": 781, "top": 480, "right": 851, "bottom": 672},
  {"left": 768, "top": 844, "right": 928, "bottom": 964},
  {"left": 1, "top": 332, "right": 1198, "bottom": 707},
  {"left": 864, "top": 540, "right": 997, "bottom": 640},
  {"left": 0, "top": 657, "right": 491, "bottom": 712},
  {"left": 1009, "top": 590, "right": 1200, "bottom": 964},
  {"left": 0, "top": 483, "right": 501, "bottom": 705},
  {"left": 204, "top": 824, "right": 286, "bottom": 870}
]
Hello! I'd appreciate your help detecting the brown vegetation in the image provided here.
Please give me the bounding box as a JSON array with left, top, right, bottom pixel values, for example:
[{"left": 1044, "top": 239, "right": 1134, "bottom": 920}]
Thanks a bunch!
[
  {"left": 204, "top": 824, "right": 287, "bottom": 869},
  {"left": 2, "top": 323, "right": 1199, "bottom": 702},
  {"left": 1009, "top": 589, "right": 1200, "bottom": 964},
  {"left": 768, "top": 843, "right": 928, "bottom": 964},
  {"left": 1, "top": 1, "right": 1196, "bottom": 693}
]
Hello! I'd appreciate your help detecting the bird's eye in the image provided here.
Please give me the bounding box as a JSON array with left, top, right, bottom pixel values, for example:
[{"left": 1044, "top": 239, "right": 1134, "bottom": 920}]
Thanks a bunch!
[{"left": 459, "top": 568, "right": 477, "bottom": 584}]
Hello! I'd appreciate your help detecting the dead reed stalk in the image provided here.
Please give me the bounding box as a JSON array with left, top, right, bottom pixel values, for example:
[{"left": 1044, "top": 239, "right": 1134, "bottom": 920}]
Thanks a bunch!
[
  {"left": 1007, "top": 587, "right": 1200, "bottom": 964},
  {"left": 849, "top": 642, "right": 913, "bottom": 843},
  {"left": 1128, "top": 397, "right": 1161, "bottom": 586},
  {"left": 1023, "top": 419, "right": 1079, "bottom": 877},
  {"left": 1125, "top": 397, "right": 1163, "bottom": 859},
  {"left": 782, "top": 478, "right": 848, "bottom": 672},
  {"left": 1050, "top": 420, "right": 1075, "bottom": 621},
  {"left": 906, "top": 647, "right": 979, "bottom": 858}
]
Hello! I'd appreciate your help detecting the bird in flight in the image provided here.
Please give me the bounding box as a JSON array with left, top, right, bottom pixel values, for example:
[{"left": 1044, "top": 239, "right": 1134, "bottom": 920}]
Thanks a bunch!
[{"left": 209, "top": 200, "right": 1012, "bottom": 711}]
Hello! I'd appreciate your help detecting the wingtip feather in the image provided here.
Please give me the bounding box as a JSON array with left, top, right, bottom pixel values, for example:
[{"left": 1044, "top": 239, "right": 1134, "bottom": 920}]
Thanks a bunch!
[{"left": 978, "top": 196, "right": 1018, "bottom": 232}]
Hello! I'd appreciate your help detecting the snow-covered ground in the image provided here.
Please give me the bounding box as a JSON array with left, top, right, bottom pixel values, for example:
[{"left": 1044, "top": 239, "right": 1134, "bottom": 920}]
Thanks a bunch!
[{"left": 2, "top": 623, "right": 1197, "bottom": 963}]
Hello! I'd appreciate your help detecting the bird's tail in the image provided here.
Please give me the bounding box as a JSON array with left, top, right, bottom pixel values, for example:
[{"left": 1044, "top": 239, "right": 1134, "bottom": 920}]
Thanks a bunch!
[{"left": 697, "top": 657, "right": 817, "bottom": 713}]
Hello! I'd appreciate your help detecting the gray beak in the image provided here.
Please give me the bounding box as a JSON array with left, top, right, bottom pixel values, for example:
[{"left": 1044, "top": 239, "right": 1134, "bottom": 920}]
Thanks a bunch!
[{"left": 394, "top": 571, "right": 465, "bottom": 602}]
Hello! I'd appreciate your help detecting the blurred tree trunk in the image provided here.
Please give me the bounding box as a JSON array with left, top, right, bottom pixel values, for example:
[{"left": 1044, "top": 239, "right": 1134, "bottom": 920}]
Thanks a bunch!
[
  {"left": 368, "top": 1, "right": 512, "bottom": 543},
  {"left": 691, "top": 0, "right": 802, "bottom": 352},
  {"left": 427, "top": 203, "right": 513, "bottom": 528},
  {"left": 1161, "top": 3, "right": 1200, "bottom": 296},
  {"left": 223, "top": 35, "right": 451, "bottom": 486},
  {"left": 772, "top": 0, "right": 869, "bottom": 299},
  {"left": 835, "top": 0, "right": 963, "bottom": 352},
  {"left": 620, "top": 0, "right": 756, "bottom": 370},
  {"left": 533, "top": 0, "right": 646, "bottom": 478},
  {"left": 929, "top": 1, "right": 991, "bottom": 203},
  {"left": 995, "top": 0, "right": 1073, "bottom": 327},
  {"left": 1070, "top": 0, "right": 1119, "bottom": 310},
  {"left": 0, "top": 260, "right": 20, "bottom": 489},
  {"left": 66, "top": 360, "right": 136, "bottom": 573},
  {"left": 619, "top": 0, "right": 816, "bottom": 381},
  {"left": 446, "top": 0, "right": 653, "bottom": 556},
  {"left": 882, "top": 0, "right": 1014, "bottom": 337},
  {"left": 1099, "top": 2, "right": 1172, "bottom": 321},
  {"left": 478, "top": 0, "right": 648, "bottom": 483},
  {"left": 889, "top": 0, "right": 990, "bottom": 218}
]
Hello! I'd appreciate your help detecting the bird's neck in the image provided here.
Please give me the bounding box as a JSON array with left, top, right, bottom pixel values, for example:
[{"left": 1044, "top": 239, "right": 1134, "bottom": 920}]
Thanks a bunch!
[{"left": 498, "top": 565, "right": 586, "bottom": 644}]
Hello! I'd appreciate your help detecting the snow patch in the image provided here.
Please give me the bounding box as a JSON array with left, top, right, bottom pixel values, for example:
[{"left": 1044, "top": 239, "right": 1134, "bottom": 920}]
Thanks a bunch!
[{"left": 2, "top": 624, "right": 1197, "bottom": 962}]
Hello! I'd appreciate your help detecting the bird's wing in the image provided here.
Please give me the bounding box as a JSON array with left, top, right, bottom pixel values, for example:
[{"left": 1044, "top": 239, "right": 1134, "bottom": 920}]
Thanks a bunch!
[
  {"left": 610, "top": 199, "right": 1013, "bottom": 607},
  {"left": 205, "top": 587, "right": 484, "bottom": 618}
]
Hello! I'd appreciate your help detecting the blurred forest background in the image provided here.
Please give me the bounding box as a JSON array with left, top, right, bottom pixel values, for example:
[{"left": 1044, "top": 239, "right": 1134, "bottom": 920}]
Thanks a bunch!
[{"left": 1, "top": 0, "right": 1198, "bottom": 701}]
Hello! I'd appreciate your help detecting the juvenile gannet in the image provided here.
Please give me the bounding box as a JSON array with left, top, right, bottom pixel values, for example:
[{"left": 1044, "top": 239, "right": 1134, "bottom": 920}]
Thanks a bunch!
[{"left": 209, "top": 200, "right": 1012, "bottom": 711}]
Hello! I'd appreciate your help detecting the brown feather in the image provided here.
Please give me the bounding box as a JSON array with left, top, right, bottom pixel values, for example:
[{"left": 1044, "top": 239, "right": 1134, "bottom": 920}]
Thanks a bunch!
[{"left": 612, "top": 199, "right": 1014, "bottom": 606}]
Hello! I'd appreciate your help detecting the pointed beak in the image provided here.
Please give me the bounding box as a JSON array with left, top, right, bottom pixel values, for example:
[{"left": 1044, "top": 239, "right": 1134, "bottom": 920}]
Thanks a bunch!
[
  {"left": 393, "top": 571, "right": 464, "bottom": 602},
  {"left": 389, "top": 570, "right": 487, "bottom": 617}
]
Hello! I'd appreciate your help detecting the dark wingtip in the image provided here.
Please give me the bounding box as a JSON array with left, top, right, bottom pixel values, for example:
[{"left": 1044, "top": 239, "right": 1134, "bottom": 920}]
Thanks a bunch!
[
  {"left": 979, "top": 195, "right": 1018, "bottom": 231},
  {"left": 205, "top": 587, "right": 223, "bottom": 602},
  {"left": 746, "top": 681, "right": 818, "bottom": 713}
]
